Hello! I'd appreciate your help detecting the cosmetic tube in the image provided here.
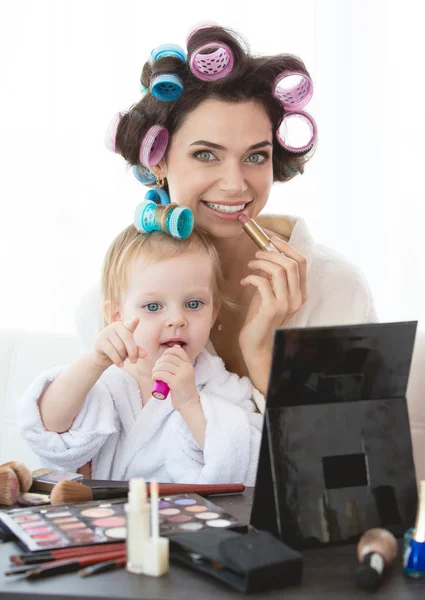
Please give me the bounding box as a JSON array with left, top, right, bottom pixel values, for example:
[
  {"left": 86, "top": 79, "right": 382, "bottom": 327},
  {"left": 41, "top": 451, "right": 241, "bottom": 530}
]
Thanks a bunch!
[
  {"left": 238, "top": 214, "right": 278, "bottom": 252},
  {"left": 125, "top": 478, "right": 150, "bottom": 574},
  {"left": 403, "top": 480, "right": 425, "bottom": 578},
  {"left": 356, "top": 528, "right": 397, "bottom": 591},
  {"left": 143, "top": 479, "right": 169, "bottom": 577}
]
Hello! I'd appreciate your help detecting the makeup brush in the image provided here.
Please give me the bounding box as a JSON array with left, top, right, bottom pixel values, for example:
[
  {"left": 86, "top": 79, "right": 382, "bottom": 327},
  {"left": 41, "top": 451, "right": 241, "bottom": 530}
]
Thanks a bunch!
[
  {"left": 0, "top": 467, "right": 20, "bottom": 505},
  {"left": 0, "top": 461, "right": 32, "bottom": 492},
  {"left": 7, "top": 549, "right": 126, "bottom": 579},
  {"left": 10, "top": 543, "right": 126, "bottom": 566},
  {"left": 50, "top": 480, "right": 245, "bottom": 505},
  {"left": 80, "top": 556, "right": 126, "bottom": 577}
]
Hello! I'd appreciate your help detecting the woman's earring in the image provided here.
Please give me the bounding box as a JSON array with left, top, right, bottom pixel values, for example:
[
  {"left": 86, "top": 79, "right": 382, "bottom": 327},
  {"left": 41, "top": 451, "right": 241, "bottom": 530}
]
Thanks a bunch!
[{"left": 156, "top": 177, "right": 165, "bottom": 189}]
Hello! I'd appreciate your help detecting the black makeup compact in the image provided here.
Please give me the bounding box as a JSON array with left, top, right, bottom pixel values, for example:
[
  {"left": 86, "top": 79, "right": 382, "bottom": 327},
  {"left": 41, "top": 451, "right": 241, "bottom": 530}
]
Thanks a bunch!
[{"left": 251, "top": 322, "right": 418, "bottom": 549}]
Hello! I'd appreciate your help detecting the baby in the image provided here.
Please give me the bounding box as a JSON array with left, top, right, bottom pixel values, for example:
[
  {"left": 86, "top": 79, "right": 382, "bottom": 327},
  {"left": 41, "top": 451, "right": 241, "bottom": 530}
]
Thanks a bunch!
[{"left": 18, "top": 225, "right": 262, "bottom": 484}]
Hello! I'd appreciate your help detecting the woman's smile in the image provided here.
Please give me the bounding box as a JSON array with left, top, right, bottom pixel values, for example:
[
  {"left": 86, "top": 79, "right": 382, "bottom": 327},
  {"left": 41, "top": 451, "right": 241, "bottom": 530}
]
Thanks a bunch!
[{"left": 201, "top": 199, "right": 253, "bottom": 220}]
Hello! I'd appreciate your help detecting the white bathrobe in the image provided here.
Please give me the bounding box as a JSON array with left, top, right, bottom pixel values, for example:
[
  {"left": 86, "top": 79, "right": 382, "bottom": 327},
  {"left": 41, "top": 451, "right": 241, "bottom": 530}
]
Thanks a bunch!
[
  {"left": 18, "top": 349, "right": 262, "bottom": 485},
  {"left": 75, "top": 215, "right": 377, "bottom": 414}
]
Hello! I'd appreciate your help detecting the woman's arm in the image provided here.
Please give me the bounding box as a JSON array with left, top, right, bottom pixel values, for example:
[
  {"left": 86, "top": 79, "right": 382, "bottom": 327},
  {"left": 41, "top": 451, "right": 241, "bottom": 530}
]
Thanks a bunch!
[{"left": 239, "top": 234, "right": 307, "bottom": 395}]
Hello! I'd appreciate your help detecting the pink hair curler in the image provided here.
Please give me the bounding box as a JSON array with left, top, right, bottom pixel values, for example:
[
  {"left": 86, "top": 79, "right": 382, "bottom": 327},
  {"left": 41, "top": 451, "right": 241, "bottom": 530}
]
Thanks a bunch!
[
  {"left": 105, "top": 112, "right": 123, "bottom": 153},
  {"left": 273, "top": 71, "right": 313, "bottom": 111},
  {"left": 139, "top": 125, "right": 169, "bottom": 167},
  {"left": 189, "top": 42, "right": 234, "bottom": 81},
  {"left": 152, "top": 380, "right": 169, "bottom": 400},
  {"left": 186, "top": 21, "right": 220, "bottom": 45},
  {"left": 275, "top": 110, "right": 317, "bottom": 153}
]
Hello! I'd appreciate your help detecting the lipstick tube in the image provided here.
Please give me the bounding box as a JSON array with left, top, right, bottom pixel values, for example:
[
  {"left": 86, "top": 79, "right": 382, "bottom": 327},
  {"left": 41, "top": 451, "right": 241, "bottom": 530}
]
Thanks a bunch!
[
  {"left": 403, "top": 480, "right": 425, "bottom": 578},
  {"left": 238, "top": 215, "right": 278, "bottom": 252},
  {"left": 152, "top": 380, "right": 169, "bottom": 400}
]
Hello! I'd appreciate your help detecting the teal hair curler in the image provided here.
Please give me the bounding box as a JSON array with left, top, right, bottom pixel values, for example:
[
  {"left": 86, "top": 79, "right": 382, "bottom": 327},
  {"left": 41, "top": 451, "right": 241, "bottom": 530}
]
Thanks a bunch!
[
  {"left": 134, "top": 201, "right": 194, "bottom": 240},
  {"left": 132, "top": 165, "right": 157, "bottom": 185},
  {"left": 151, "top": 73, "right": 183, "bottom": 102},
  {"left": 144, "top": 188, "right": 170, "bottom": 204},
  {"left": 149, "top": 43, "right": 186, "bottom": 64}
]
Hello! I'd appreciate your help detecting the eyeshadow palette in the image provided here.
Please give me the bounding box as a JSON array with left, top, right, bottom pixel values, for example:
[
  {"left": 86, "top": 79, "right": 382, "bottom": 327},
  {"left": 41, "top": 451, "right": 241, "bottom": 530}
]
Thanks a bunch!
[{"left": 0, "top": 493, "right": 245, "bottom": 552}]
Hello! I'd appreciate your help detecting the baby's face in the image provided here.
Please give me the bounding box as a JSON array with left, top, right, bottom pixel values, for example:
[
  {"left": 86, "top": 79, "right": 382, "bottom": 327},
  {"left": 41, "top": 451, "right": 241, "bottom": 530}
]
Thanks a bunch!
[{"left": 119, "top": 251, "right": 216, "bottom": 364}]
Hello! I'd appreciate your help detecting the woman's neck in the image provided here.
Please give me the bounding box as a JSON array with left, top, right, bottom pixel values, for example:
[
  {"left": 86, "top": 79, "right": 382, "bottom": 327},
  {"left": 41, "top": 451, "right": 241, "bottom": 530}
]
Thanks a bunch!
[{"left": 213, "top": 231, "right": 255, "bottom": 285}]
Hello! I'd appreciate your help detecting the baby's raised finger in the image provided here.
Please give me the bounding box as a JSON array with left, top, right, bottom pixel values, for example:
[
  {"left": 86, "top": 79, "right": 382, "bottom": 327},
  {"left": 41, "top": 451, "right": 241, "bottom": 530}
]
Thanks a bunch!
[
  {"left": 108, "top": 330, "right": 128, "bottom": 362},
  {"left": 122, "top": 316, "right": 139, "bottom": 333},
  {"left": 103, "top": 340, "right": 125, "bottom": 368},
  {"left": 116, "top": 323, "right": 139, "bottom": 363}
]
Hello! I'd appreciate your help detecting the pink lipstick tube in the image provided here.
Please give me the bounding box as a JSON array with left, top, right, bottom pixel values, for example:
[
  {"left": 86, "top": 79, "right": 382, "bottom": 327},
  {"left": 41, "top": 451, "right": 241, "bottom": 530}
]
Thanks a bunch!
[{"left": 152, "top": 380, "right": 169, "bottom": 400}]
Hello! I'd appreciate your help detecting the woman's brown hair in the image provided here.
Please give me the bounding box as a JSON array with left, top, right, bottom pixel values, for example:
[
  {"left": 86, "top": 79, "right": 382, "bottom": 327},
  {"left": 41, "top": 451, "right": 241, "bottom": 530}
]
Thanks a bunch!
[{"left": 114, "top": 25, "right": 315, "bottom": 190}]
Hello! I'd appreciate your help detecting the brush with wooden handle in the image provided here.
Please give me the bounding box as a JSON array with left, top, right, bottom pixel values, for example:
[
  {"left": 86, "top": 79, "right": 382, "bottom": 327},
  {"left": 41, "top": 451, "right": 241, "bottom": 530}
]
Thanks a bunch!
[
  {"left": 50, "top": 480, "right": 245, "bottom": 504},
  {"left": 0, "top": 462, "right": 33, "bottom": 506}
]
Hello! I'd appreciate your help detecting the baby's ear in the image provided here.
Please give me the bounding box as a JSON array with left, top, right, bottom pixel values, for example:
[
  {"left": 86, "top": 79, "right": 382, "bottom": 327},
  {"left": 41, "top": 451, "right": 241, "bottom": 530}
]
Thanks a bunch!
[
  {"left": 103, "top": 301, "right": 121, "bottom": 325},
  {"left": 211, "top": 304, "right": 220, "bottom": 328}
]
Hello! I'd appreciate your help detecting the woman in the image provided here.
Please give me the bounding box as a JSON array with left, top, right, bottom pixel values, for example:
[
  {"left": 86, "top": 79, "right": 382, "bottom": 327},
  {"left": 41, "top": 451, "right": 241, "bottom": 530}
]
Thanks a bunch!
[{"left": 80, "top": 22, "right": 376, "bottom": 409}]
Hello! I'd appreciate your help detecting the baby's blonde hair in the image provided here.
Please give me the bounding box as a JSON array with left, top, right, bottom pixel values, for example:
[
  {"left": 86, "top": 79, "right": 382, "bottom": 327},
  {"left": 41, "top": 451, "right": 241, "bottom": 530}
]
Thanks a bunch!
[{"left": 101, "top": 225, "right": 233, "bottom": 324}]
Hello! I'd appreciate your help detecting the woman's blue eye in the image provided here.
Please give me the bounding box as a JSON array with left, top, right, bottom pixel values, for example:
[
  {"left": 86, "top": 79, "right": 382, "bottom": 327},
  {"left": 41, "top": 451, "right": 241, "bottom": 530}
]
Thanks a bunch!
[
  {"left": 145, "top": 303, "right": 161, "bottom": 312},
  {"left": 186, "top": 300, "right": 202, "bottom": 310},
  {"left": 246, "top": 152, "right": 268, "bottom": 164},
  {"left": 193, "top": 150, "right": 215, "bottom": 161}
]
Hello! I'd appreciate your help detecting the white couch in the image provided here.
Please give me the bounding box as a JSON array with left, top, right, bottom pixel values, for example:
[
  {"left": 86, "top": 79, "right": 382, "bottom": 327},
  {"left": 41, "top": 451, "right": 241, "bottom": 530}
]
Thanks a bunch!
[
  {"left": 0, "top": 328, "right": 424, "bottom": 480},
  {"left": 0, "top": 329, "right": 82, "bottom": 470}
]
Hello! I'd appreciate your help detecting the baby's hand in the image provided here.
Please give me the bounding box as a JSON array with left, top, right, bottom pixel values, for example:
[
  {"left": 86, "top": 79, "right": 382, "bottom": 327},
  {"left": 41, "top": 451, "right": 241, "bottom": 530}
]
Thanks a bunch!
[
  {"left": 92, "top": 317, "right": 147, "bottom": 370},
  {"left": 152, "top": 345, "right": 198, "bottom": 411}
]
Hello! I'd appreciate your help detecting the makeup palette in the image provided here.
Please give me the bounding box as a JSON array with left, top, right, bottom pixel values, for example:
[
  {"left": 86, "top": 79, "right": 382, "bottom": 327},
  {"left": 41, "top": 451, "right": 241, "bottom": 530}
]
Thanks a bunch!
[{"left": 0, "top": 493, "right": 245, "bottom": 553}]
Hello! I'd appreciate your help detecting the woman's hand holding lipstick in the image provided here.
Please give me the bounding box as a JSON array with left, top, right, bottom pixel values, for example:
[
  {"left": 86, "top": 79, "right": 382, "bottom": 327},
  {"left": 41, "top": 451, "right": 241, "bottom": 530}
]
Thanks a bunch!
[{"left": 238, "top": 216, "right": 307, "bottom": 394}]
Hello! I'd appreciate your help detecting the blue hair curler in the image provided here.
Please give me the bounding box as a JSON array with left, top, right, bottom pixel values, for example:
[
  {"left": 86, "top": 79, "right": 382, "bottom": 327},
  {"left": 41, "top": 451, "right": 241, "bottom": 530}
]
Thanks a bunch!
[
  {"left": 151, "top": 74, "right": 183, "bottom": 102},
  {"left": 149, "top": 43, "right": 186, "bottom": 64},
  {"left": 144, "top": 188, "right": 170, "bottom": 205},
  {"left": 134, "top": 201, "right": 194, "bottom": 240},
  {"left": 140, "top": 83, "right": 149, "bottom": 97},
  {"left": 132, "top": 165, "right": 157, "bottom": 185}
]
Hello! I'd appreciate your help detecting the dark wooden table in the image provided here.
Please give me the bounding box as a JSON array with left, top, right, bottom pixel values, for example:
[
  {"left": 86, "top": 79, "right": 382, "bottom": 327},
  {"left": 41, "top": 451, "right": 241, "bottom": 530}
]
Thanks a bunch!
[{"left": 1, "top": 489, "right": 424, "bottom": 599}]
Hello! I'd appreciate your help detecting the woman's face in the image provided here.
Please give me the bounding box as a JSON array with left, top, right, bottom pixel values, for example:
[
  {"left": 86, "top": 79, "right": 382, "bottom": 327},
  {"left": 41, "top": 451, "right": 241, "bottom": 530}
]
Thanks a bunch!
[{"left": 157, "top": 99, "right": 274, "bottom": 240}]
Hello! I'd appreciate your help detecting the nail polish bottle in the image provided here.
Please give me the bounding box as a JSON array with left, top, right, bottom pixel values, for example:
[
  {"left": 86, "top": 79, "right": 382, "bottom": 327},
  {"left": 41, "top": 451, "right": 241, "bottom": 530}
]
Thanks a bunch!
[{"left": 403, "top": 480, "right": 425, "bottom": 579}]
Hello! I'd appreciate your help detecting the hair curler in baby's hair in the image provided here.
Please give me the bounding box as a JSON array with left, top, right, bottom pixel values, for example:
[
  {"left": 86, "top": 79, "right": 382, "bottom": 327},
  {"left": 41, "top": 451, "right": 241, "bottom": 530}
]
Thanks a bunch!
[
  {"left": 133, "top": 200, "right": 194, "bottom": 401},
  {"left": 134, "top": 200, "right": 194, "bottom": 240},
  {"left": 144, "top": 188, "right": 171, "bottom": 205}
]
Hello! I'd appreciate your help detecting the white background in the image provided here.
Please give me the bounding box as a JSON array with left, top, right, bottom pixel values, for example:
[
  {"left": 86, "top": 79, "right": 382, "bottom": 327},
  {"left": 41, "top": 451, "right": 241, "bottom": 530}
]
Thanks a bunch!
[{"left": 0, "top": 0, "right": 424, "bottom": 334}]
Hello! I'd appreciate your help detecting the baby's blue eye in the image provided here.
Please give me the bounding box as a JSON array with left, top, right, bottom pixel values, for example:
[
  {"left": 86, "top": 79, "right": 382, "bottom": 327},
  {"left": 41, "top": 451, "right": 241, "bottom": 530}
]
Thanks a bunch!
[
  {"left": 145, "top": 303, "right": 160, "bottom": 312},
  {"left": 186, "top": 300, "right": 202, "bottom": 309}
]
